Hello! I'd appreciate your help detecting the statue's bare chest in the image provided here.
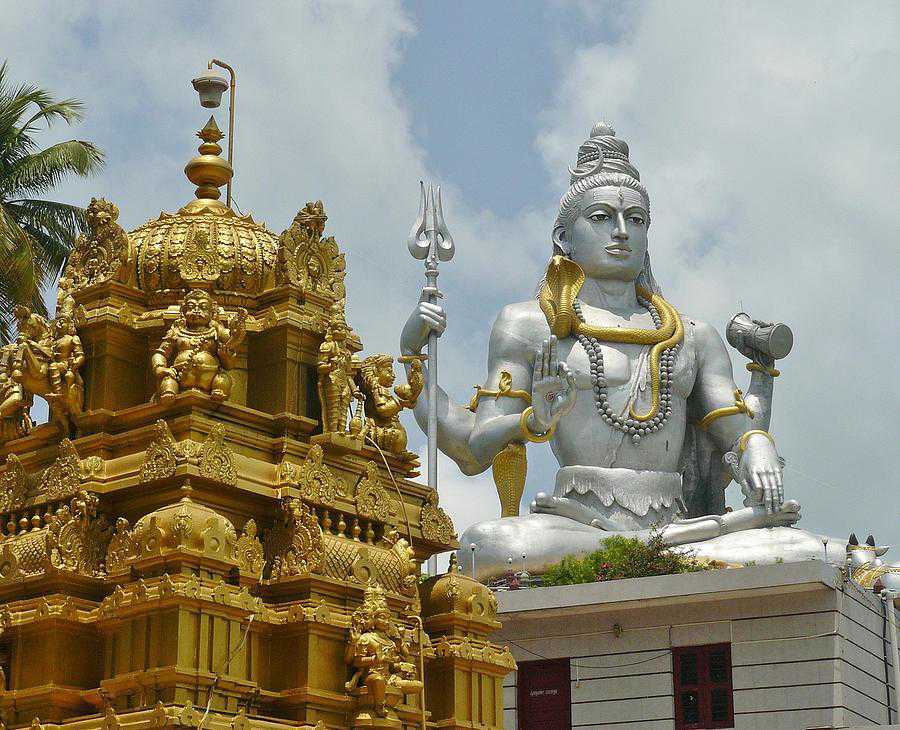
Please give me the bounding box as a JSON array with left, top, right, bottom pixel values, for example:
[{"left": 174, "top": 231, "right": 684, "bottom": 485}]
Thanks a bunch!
[{"left": 558, "top": 316, "right": 696, "bottom": 398}]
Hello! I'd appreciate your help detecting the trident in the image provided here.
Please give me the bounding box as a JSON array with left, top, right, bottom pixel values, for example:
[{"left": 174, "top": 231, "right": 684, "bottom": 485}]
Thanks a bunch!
[{"left": 407, "top": 182, "right": 454, "bottom": 574}]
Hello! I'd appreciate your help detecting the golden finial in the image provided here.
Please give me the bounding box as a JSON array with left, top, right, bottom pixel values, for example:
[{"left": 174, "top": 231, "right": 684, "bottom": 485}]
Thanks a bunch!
[{"left": 184, "top": 116, "right": 233, "bottom": 203}]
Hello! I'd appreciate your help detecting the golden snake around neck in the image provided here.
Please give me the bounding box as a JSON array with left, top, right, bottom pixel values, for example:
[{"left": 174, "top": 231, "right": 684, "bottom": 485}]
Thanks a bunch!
[{"left": 538, "top": 255, "right": 684, "bottom": 421}]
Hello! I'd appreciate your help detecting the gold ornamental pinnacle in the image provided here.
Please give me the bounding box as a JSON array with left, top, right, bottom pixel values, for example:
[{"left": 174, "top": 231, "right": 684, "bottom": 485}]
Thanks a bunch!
[{"left": 183, "top": 115, "right": 232, "bottom": 202}]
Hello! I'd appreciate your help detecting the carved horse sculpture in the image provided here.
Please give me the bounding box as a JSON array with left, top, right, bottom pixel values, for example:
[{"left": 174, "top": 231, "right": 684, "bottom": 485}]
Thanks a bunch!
[{"left": 8, "top": 300, "right": 85, "bottom": 436}]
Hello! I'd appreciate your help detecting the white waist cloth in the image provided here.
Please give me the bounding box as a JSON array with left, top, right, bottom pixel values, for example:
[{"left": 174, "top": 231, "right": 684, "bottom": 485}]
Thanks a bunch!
[{"left": 555, "top": 465, "right": 683, "bottom": 518}]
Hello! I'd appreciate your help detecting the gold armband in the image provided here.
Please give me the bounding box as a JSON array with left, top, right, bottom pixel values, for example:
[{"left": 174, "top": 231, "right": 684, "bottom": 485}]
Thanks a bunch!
[
  {"left": 698, "top": 389, "right": 754, "bottom": 431},
  {"left": 468, "top": 370, "right": 531, "bottom": 412},
  {"left": 746, "top": 362, "right": 780, "bottom": 377},
  {"left": 737, "top": 429, "right": 774, "bottom": 452},
  {"left": 519, "top": 406, "right": 555, "bottom": 443}
]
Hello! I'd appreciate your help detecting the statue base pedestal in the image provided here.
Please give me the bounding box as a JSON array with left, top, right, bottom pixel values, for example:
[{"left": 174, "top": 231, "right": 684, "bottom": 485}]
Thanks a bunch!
[
  {"left": 347, "top": 686, "right": 405, "bottom": 729},
  {"left": 459, "top": 513, "right": 845, "bottom": 582},
  {"left": 310, "top": 431, "right": 364, "bottom": 452},
  {"left": 351, "top": 716, "right": 403, "bottom": 730}
]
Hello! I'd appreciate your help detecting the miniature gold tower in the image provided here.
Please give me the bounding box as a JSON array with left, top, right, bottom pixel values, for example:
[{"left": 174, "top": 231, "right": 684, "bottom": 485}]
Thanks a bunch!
[{"left": 0, "top": 100, "right": 512, "bottom": 729}]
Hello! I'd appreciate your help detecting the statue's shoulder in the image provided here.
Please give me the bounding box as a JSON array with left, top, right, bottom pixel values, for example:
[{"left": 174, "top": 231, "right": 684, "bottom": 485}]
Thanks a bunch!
[
  {"left": 494, "top": 300, "right": 548, "bottom": 338},
  {"left": 677, "top": 313, "right": 727, "bottom": 356},
  {"left": 488, "top": 300, "right": 549, "bottom": 355}
]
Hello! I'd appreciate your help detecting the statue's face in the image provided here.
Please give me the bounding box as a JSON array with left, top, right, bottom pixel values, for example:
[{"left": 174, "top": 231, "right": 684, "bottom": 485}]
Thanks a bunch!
[
  {"left": 377, "top": 362, "right": 395, "bottom": 386},
  {"left": 182, "top": 295, "right": 212, "bottom": 328},
  {"left": 54, "top": 317, "right": 75, "bottom": 336},
  {"left": 561, "top": 185, "right": 649, "bottom": 282},
  {"left": 374, "top": 610, "right": 392, "bottom": 632}
]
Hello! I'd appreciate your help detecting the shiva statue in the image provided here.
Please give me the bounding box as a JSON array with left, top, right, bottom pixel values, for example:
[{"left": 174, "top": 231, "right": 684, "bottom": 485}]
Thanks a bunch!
[{"left": 400, "top": 122, "right": 848, "bottom": 581}]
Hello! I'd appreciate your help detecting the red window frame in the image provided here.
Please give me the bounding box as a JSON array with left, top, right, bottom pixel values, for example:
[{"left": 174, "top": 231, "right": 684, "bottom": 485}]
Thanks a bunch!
[{"left": 673, "top": 643, "right": 734, "bottom": 729}]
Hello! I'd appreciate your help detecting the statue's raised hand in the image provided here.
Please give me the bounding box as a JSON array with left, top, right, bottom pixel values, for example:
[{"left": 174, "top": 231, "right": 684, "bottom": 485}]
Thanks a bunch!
[
  {"left": 400, "top": 286, "right": 445, "bottom": 356},
  {"left": 530, "top": 335, "right": 577, "bottom": 432}
]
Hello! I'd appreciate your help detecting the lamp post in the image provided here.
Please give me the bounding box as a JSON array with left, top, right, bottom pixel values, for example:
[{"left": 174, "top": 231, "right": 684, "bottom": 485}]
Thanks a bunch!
[{"left": 192, "top": 59, "right": 236, "bottom": 208}]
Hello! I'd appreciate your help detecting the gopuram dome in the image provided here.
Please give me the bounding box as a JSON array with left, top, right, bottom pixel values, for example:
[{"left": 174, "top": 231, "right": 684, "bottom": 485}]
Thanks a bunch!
[{"left": 128, "top": 117, "right": 279, "bottom": 297}]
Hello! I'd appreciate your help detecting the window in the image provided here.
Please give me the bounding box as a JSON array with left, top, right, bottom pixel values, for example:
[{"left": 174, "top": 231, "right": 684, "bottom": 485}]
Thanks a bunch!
[
  {"left": 673, "top": 643, "right": 734, "bottom": 729},
  {"left": 517, "top": 658, "right": 571, "bottom": 730}
]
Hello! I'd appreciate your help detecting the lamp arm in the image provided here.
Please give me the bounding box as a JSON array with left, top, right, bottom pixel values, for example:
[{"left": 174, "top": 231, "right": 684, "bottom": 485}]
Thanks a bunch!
[{"left": 208, "top": 59, "right": 235, "bottom": 208}]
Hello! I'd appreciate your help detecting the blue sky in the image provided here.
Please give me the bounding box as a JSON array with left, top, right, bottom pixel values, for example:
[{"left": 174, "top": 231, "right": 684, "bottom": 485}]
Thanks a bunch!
[{"left": 3, "top": 1, "right": 898, "bottom": 558}]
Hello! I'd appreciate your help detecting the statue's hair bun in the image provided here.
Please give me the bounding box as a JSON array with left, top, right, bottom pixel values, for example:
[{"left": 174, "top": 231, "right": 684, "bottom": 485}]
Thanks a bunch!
[{"left": 590, "top": 121, "right": 616, "bottom": 137}]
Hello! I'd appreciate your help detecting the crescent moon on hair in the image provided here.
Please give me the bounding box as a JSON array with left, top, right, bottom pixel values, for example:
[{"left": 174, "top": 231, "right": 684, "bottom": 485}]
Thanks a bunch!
[{"left": 568, "top": 153, "right": 605, "bottom": 180}]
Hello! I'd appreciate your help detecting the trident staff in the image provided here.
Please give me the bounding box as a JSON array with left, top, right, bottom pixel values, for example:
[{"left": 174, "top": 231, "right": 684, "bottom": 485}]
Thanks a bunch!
[{"left": 407, "top": 183, "right": 455, "bottom": 575}]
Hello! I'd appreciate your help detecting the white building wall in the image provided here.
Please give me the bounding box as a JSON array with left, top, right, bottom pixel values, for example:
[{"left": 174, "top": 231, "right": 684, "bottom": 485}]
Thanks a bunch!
[{"left": 497, "top": 564, "right": 896, "bottom": 729}]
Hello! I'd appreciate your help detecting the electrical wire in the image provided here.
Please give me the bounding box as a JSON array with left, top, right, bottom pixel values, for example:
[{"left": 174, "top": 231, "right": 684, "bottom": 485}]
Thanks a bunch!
[
  {"left": 195, "top": 554, "right": 267, "bottom": 730},
  {"left": 364, "top": 432, "right": 415, "bottom": 553},
  {"left": 506, "top": 638, "right": 671, "bottom": 672},
  {"left": 198, "top": 612, "right": 256, "bottom": 730}
]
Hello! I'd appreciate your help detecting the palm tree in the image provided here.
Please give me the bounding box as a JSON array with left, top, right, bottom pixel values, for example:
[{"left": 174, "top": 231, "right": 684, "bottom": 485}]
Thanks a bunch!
[{"left": 0, "top": 62, "right": 104, "bottom": 343}]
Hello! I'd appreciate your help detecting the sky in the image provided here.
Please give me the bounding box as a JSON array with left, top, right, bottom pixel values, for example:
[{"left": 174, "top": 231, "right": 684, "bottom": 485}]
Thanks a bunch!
[{"left": 2, "top": 1, "right": 898, "bottom": 564}]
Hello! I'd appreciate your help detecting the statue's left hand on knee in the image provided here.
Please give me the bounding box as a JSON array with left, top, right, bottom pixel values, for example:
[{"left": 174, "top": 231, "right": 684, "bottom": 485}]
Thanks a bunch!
[{"left": 729, "top": 434, "right": 785, "bottom": 514}]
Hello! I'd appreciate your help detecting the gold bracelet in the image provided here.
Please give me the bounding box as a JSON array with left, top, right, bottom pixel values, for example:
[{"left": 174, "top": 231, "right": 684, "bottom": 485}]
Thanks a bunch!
[
  {"left": 746, "top": 362, "right": 780, "bottom": 377},
  {"left": 519, "top": 406, "right": 555, "bottom": 443},
  {"left": 698, "top": 389, "right": 754, "bottom": 430},
  {"left": 468, "top": 370, "right": 531, "bottom": 412},
  {"left": 737, "top": 429, "right": 774, "bottom": 453}
]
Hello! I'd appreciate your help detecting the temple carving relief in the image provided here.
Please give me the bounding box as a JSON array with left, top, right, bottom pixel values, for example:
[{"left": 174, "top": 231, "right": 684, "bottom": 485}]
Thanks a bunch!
[
  {"left": 65, "top": 197, "right": 131, "bottom": 289},
  {"left": 317, "top": 301, "right": 358, "bottom": 438},
  {"left": 276, "top": 200, "right": 347, "bottom": 301},
  {"left": 344, "top": 582, "right": 423, "bottom": 722},
  {"left": 356, "top": 353, "right": 423, "bottom": 462},
  {"left": 151, "top": 289, "right": 247, "bottom": 402},
  {"left": 0, "top": 286, "right": 86, "bottom": 439}
]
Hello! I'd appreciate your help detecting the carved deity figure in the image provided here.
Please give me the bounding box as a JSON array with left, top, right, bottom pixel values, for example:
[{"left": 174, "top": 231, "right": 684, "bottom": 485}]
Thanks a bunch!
[
  {"left": 0, "top": 349, "right": 31, "bottom": 439},
  {"left": 356, "top": 354, "right": 423, "bottom": 458},
  {"left": 401, "top": 122, "right": 845, "bottom": 580},
  {"left": 317, "top": 301, "right": 357, "bottom": 434},
  {"left": 65, "top": 197, "right": 130, "bottom": 289},
  {"left": 152, "top": 290, "right": 246, "bottom": 402},
  {"left": 345, "top": 583, "right": 422, "bottom": 718},
  {"left": 48, "top": 312, "right": 85, "bottom": 414},
  {"left": 5, "top": 286, "right": 85, "bottom": 436},
  {"left": 277, "top": 200, "right": 347, "bottom": 300}
]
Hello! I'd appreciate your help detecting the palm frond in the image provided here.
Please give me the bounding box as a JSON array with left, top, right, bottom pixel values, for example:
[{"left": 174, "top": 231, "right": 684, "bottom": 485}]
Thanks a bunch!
[
  {"left": 0, "top": 204, "right": 40, "bottom": 307},
  {"left": 15, "top": 215, "right": 72, "bottom": 282},
  {"left": 6, "top": 197, "right": 85, "bottom": 241},
  {"left": 0, "top": 62, "right": 104, "bottom": 343},
  {"left": 1, "top": 139, "right": 104, "bottom": 197},
  {"left": 18, "top": 98, "right": 85, "bottom": 135}
]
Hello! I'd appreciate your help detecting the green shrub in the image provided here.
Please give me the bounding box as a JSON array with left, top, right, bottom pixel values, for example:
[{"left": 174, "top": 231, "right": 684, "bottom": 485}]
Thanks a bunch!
[{"left": 541, "top": 531, "right": 721, "bottom": 586}]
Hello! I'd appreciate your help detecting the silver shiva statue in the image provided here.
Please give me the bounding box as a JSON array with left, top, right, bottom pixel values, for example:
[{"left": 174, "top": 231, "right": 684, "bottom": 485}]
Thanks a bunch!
[{"left": 400, "top": 122, "right": 849, "bottom": 581}]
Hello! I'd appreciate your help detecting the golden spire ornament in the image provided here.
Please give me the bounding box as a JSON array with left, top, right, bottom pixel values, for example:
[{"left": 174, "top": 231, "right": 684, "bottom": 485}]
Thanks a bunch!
[{"left": 183, "top": 116, "right": 232, "bottom": 203}]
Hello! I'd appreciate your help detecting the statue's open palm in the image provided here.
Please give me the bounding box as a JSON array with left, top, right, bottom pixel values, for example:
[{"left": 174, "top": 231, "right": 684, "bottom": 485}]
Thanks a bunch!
[{"left": 530, "top": 335, "right": 578, "bottom": 432}]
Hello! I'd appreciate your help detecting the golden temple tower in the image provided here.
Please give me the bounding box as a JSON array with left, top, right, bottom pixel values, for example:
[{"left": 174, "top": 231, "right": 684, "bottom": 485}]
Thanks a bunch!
[{"left": 0, "top": 86, "right": 512, "bottom": 729}]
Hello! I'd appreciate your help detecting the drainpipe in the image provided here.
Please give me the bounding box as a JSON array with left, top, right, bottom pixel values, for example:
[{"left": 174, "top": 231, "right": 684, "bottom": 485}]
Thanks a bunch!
[{"left": 881, "top": 589, "right": 900, "bottom": 723}]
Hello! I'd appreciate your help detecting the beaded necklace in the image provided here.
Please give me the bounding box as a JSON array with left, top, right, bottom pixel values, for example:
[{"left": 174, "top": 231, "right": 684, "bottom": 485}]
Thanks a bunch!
[{"left": 573, "top": 297, "right": 680, "bottom": 445}]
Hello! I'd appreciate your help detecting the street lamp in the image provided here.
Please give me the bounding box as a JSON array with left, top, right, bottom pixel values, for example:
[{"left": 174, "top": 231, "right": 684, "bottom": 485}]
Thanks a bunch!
[{"left": 192, "top": 59, "right": 236, "bottom": 208}]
